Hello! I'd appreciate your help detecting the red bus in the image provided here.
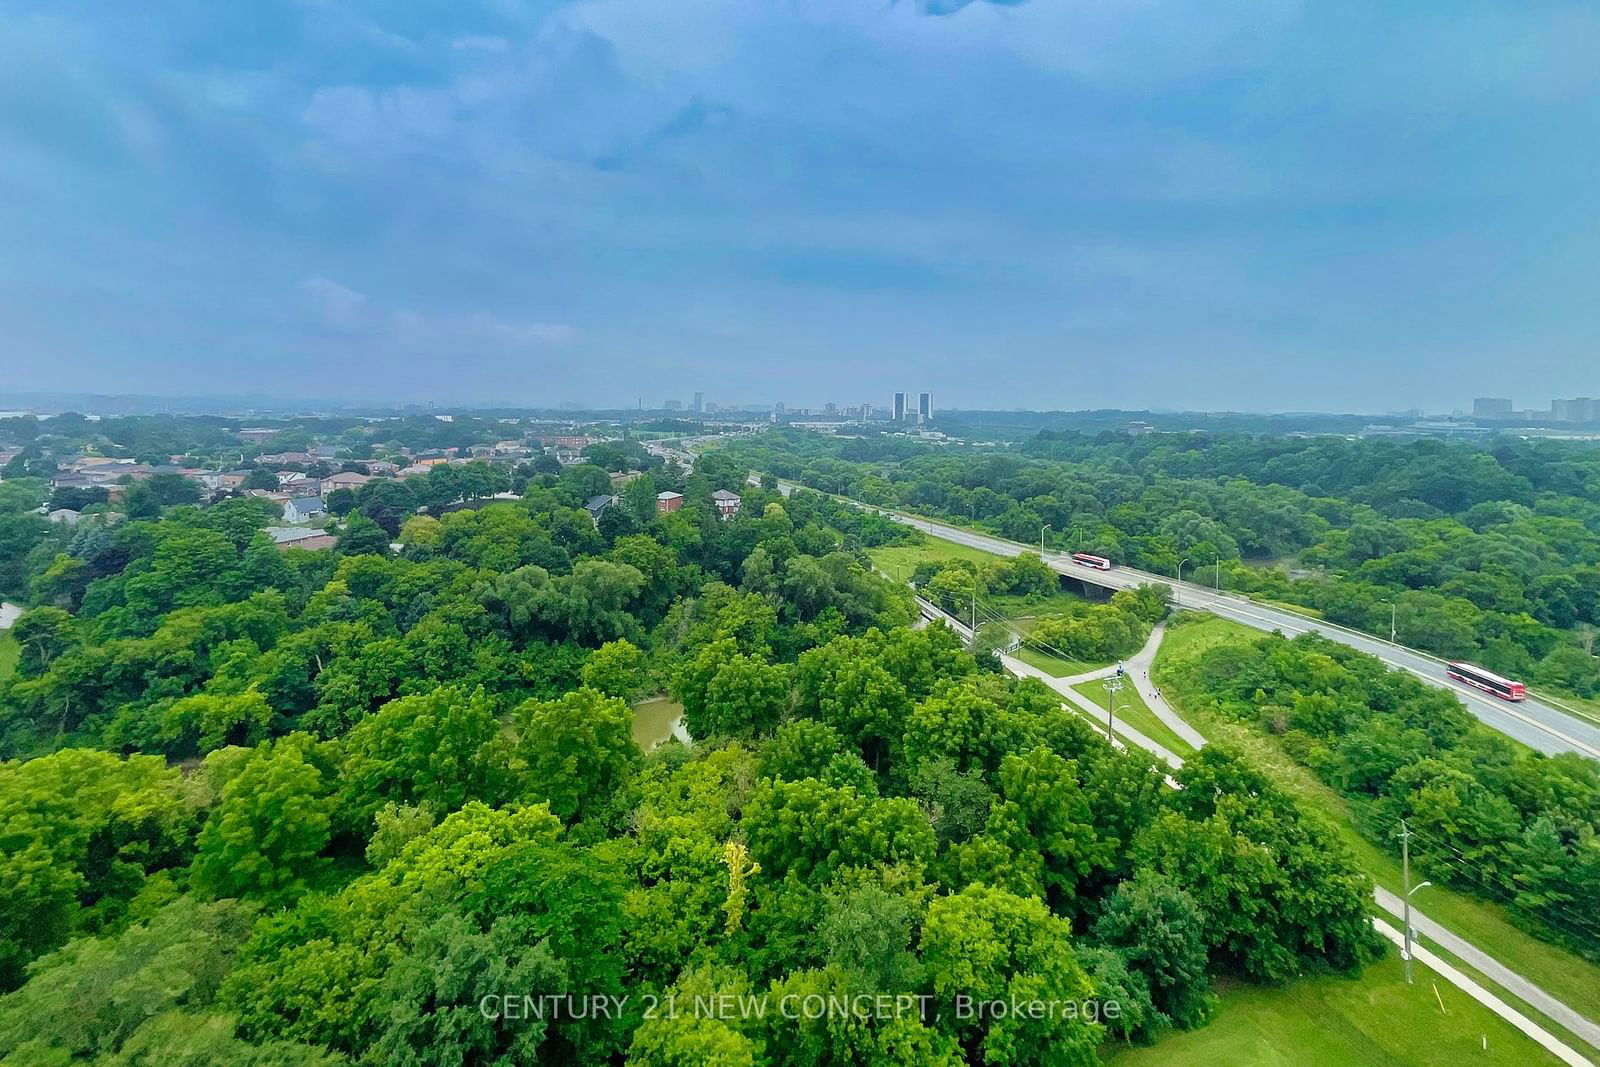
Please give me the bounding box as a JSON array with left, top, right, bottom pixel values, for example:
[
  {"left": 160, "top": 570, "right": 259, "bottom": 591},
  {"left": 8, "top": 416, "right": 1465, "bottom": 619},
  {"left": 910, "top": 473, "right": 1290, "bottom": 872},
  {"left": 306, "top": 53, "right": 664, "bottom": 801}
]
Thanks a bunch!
[
  {"left": 1447, "top": 662, "right": 1526, "bottom": 702},
  {"left": 1070, "top": 552, "right": 1112, "bottom": 571}
]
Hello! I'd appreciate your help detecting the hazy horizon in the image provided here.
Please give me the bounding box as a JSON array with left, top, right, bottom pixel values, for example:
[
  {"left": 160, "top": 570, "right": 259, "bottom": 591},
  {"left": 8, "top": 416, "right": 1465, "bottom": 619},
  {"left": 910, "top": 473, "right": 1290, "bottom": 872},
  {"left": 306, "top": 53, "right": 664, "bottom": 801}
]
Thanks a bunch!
[{"left": 5, "top": 1, "right": 1599, "bottom": 411}]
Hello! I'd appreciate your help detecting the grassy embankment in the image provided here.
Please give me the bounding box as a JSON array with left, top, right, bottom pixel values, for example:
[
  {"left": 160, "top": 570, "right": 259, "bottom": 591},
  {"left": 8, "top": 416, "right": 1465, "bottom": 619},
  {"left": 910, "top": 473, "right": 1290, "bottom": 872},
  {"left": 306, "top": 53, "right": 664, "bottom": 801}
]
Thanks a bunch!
[
  {"left": 0, "top": 631, "right": 16, "bottom": 680},
  {"left": 1151, "top": 613, "right": 1600, "bottom": 1058},
  {"left": 1106, "top": 953, "right": 1562, "bottom": 1067}
]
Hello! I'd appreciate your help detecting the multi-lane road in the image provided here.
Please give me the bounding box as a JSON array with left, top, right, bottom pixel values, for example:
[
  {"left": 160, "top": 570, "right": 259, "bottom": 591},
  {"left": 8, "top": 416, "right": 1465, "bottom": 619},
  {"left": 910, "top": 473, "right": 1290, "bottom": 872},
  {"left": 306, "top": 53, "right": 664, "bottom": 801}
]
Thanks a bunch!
[{"left": 766, "top": 477, "right": 1600, "bottom": 760}]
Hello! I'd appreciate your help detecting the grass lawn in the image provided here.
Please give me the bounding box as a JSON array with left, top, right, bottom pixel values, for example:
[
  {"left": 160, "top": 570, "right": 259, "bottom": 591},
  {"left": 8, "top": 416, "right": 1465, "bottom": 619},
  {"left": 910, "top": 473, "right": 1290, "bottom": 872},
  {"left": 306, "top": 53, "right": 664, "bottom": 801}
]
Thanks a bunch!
[
  {"left": 1072, "top": 677, "right": 1195, "bottom": 757},
  {"left": 1157, "top": 612, "right": 1263, "bottom": 662},
  {"left": 1013, "top": 645, "right": 1104, "bottom": 678},
  {"left": 867, "top": 538, "right": 1007, "bottom": 581},
  {"left": 0, "top": 631, "right": 16, "bottom": 680},
  {"left": 1152, "top": 612, "right": 1600, "bottom": 1047},
  {"left": 1106, "top": 952, "right": 1562, "bottom": 1067}
]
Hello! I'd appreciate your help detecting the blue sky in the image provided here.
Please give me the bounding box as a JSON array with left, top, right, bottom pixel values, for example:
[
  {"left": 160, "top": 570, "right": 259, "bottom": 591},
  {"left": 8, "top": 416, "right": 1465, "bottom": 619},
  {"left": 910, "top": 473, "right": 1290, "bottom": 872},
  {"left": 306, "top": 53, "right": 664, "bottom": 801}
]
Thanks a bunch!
[{"left": 3, "top": 0, "right": 1599, "bottom": 411}]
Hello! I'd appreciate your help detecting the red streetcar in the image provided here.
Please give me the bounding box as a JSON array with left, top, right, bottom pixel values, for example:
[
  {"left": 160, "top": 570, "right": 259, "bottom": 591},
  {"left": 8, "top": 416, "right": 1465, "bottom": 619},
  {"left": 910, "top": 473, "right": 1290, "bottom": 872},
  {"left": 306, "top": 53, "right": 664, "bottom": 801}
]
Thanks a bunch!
[
  {"left": 1446, "top": 662, "right": 1527, "bottom": 702},
  {"left": 1070, "top": 552, "right": 1113, "bottom": 571}
]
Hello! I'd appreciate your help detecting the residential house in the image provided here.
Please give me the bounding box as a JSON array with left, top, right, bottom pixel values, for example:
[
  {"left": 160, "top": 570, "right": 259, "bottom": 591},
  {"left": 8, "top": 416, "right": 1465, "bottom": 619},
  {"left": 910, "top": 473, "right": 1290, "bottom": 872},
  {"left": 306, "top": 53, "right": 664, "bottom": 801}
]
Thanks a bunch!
[
  {"left": 46, "top": 509, "right": 82, "bottom": 525},
  {"left": 267, "top": 527, "right": 338, "bottom": 551},
  {"left": 584, "top": 494, "right": 618, "bottom": 525},
  {"left": 277, "top": 472, "right": 320, "bottom": 494},
  {"left": 365, "top": 461, "right": 400, "bottom": 476},
  {"left": 282, "top": 496, "right": 327, "bottom": 524},
  {"left": 711, "top": 489, "right": 742, "bottom": 519},
  {"left": 257, "top": 451, "right": 317, "bottom": 467},
  {"left": 656, "top": 491, "right": 684, "bottom": 514},
  {"left": 396, "top": 464, "right": 432, "bottom": 478},
  {"left": 320, "top": 471, "right": 371, "bottom": 496}
]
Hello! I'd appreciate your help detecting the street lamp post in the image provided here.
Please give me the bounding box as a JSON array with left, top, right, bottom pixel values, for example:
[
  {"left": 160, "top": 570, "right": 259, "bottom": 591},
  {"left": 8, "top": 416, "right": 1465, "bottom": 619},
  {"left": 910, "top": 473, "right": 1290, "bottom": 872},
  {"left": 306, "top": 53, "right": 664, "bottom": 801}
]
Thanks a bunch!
[
  {"left": 1214, "top": 561, "right": 1221, "bottom": 593},
  {"left": 1380, "top": 599, "right": 1397, "bottom": 644},
  {"left": 1176, "top": 557, "right": 1190, "bottom": 585},
  {"left": 1103, "top": 672, "right": 1127, "bottom": 743},
  {"left": 1040, "top": 523, "right": 1051, "bottom": 556},
  {"left": 1399, "top": 820, "right": 1432, "bottom": 984}
]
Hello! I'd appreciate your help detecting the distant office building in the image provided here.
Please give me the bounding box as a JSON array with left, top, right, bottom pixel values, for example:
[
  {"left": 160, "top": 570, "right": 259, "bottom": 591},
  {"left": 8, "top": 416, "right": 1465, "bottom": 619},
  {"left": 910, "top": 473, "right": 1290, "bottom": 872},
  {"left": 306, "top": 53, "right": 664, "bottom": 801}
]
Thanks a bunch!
[
  {"left": 893, "top": 392, "right": 907, "bottom": 422},
  {"left": 1553, "top": 398, "right": 1597, "bottom": 423},
  {"left": 664, "top": 399, "right": 682, "bottom": 411},
  {"left": 918, "top": 392, "right": 933, "bottom": 423},
  {"left": 1473, "top": 397, "right": 1514, "bottom": 419},
  {"left": 692, "top": 392, "right": 704, "bottom": 413},
  {"left": 824, "top": 402, "right": 837, "bottom": 416},
  {"left": 774, "top": 401, "right": 786, "bottom": 415}
]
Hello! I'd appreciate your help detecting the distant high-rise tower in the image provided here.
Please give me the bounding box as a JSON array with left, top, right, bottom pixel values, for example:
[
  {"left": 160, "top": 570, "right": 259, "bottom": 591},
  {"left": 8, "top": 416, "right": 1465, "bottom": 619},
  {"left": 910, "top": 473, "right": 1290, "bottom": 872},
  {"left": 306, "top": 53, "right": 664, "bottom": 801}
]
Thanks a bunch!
[
  {"left": 918, "top": 392, "right": 933, "bottom": 423},
  {"left": 1472, "top": 397, "right": 1513, "bottom": 419},
  {"left": 692, "top": 392, "right": 704, "bottom": 413},
  {"left": 893, "top": 392, "right": 907, "bottom": 422},
  {"left": 774, "top": 401, "right": 786, "bottom": 415}
]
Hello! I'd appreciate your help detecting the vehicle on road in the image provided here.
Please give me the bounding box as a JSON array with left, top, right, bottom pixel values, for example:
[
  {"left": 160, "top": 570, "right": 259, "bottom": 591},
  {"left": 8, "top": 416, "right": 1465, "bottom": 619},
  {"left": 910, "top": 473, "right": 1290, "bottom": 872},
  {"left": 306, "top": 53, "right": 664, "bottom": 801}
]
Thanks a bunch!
[
  {"left": 1070, "top": 552, "right": 1113, "bottom": 571},
  {"left": 1447, "top": 662, "right": 1527, "bottom": 701}
]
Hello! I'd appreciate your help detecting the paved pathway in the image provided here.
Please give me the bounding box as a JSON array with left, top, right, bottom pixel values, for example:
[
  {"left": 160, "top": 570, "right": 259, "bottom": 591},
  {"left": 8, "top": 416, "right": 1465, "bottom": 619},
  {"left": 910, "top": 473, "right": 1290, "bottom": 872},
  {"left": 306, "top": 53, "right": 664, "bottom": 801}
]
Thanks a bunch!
[
  {"left": 921, "top": 586, "right": 1600, "bottom": 1062},
  {"left": 1001, "top": 652, "right": 1186, "bottom": 772},
  {"left": 1125, "top": 622, "right": 1209, "bottom": 751},
  {"left": 1374, "top": 886, "right": 1600, "bottom": 1055},
  {"left": 1371, "top": 918, "right": 1593, "bottom": 1067}
]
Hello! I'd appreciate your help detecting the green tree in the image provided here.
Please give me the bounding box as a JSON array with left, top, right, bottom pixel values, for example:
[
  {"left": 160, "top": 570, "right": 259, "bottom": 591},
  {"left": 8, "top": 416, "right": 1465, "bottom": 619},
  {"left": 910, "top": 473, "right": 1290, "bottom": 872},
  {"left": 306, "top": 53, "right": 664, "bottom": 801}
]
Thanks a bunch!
[
  {"left": 581, "top": 638, "right": 649, "bottom": 700},
  {"left": 515, "top": 687, "right": 640, "bottom": 822},
  {"left": 1092, "top": 869, "right": 1214, "bottom": 1031},
  {"left": 339, "top": 686, "right": 512, "bottom": 833},
  {"left": 919, "top": 884, "right": 1102, "bottom": 1066},
  {"left": 335, "top": 514, "right": 390, "bottom": 557},
  {"left": 191, "top": 736, "right": 337, "bottom": 905}
]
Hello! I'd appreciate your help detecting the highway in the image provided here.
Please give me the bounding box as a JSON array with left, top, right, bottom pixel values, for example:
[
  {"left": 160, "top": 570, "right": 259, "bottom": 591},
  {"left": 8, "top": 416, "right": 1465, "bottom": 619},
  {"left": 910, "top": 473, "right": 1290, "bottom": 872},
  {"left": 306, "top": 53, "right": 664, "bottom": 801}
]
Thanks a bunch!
[{"left": 767, "top": 477, "right": 1600, "bottom": 761}]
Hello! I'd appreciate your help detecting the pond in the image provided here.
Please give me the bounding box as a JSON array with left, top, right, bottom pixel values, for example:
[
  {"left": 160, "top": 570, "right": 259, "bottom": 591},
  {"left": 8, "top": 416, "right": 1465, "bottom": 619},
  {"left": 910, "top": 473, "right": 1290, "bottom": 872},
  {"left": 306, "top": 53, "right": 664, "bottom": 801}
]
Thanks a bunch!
[{"left": 631, "top": 697, "right": 691, "bottom": 751}]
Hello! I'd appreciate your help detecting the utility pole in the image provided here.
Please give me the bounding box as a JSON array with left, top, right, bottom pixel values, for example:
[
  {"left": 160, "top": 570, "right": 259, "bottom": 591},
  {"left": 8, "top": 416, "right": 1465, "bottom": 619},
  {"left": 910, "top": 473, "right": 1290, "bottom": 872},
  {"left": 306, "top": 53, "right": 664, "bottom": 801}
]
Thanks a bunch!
[
  {"left": 1398, "top": 821, "right": 1430, "bottom": 984},
  {"left": 971, "top": 591, "right": 978, "bottom": 651},
  {"left": 1401, "top": 819, "right": 1413, "bottom": 984},
  {"left": 1214, "top": 561, "right": 1221, "bottom": 593}
]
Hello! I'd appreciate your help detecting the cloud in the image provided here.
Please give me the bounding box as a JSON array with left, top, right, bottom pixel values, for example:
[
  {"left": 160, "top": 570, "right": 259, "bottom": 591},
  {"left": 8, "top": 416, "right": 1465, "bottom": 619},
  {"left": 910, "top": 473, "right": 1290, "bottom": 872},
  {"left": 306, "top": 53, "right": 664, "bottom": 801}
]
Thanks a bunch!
[
  {"left": 915, "top": 0, "right": 1028, "bottom": 17},
  {"left": 298, "top": 276, "right": 577, "bottom": 349}
]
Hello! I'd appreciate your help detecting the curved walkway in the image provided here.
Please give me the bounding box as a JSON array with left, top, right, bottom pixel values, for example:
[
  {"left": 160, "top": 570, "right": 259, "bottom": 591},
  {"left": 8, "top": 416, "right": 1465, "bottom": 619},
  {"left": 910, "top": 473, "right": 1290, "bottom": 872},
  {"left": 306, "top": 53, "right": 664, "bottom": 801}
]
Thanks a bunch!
[{"left": 918, "top": 587, "right": 1600, "bottom": 1064}]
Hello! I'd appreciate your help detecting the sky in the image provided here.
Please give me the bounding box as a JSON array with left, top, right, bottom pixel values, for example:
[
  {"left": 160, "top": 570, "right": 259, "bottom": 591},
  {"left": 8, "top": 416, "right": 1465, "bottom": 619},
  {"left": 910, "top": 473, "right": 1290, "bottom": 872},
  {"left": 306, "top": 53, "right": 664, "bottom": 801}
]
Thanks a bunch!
[{"left": 3, "top": 0, "right": 1599, "bottom": 413}]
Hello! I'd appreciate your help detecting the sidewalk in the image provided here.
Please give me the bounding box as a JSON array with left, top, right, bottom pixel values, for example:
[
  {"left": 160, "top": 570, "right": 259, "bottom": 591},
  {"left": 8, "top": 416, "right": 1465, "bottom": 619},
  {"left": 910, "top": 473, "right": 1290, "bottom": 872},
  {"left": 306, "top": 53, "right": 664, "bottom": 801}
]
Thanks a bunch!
[{"left": 1371, "top": 918, "right": 1592, "bottom": 1067}]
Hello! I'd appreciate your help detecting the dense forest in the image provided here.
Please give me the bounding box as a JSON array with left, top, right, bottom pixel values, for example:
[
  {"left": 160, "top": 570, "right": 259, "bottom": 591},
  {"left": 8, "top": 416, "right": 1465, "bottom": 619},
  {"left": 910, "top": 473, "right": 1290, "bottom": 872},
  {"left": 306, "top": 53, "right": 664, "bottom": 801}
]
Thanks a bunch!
[
  {"left": 726, "top": 430, "right": 1600, "bottom": 698},
  {"left": 0, "top": 419, "right": 1386, "bottom": 1063}
]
